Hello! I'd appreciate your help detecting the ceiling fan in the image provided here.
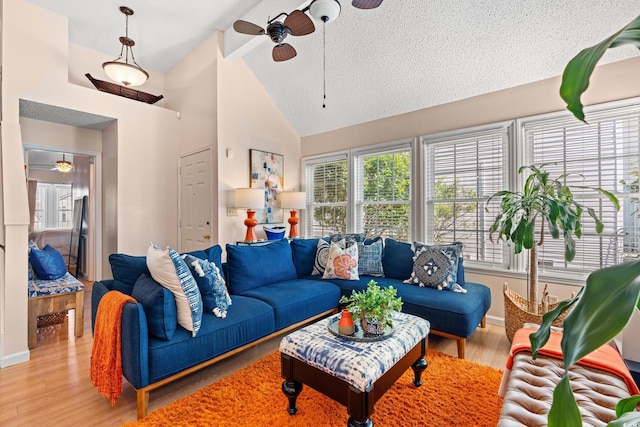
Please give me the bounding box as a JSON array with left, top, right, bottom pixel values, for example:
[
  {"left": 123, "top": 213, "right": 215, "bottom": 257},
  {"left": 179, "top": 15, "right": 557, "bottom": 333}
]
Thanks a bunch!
[{"left": 233, "top": 0, "right": 383, "bottom": 62}]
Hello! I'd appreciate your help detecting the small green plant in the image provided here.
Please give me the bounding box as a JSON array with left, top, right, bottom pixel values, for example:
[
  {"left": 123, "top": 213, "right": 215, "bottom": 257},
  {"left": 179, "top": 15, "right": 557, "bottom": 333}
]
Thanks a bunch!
[{"left": 339, "top": 280, "right": 403, "bottom": 329}]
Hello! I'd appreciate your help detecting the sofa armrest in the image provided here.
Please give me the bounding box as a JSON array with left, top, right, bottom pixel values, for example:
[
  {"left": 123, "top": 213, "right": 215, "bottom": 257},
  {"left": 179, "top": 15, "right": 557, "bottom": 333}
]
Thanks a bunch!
[{"left": 91, "top": 279, "right": 150, "bottom": 389}]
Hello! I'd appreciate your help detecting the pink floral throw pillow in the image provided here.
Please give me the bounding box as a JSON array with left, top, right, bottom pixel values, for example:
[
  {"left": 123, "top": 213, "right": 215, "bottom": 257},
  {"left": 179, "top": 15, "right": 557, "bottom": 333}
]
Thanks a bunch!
[{"left": 322, "top": 241, "right": 359, "bottom": 280}]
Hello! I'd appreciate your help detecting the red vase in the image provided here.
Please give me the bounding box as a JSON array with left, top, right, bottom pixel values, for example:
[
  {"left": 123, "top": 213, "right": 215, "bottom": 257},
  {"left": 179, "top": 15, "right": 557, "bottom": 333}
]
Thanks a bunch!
[{"left": 338, "top": 309, "right": 355, "bottom": 335}]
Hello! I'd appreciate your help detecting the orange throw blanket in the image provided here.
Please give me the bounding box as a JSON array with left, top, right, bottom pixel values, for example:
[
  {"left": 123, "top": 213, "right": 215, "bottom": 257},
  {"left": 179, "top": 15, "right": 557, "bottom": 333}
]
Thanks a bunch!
[
  {"left": 90, "top": 290, "right": 136, "bottom": 405},
  {"left": 508, "top": 327, "right": 640, "bottom": 396}
]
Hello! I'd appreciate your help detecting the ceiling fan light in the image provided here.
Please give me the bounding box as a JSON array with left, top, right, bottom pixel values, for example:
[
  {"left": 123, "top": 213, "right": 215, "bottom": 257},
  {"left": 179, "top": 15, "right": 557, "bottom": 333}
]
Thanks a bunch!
[
  {"left": 102, "top": 61, "right": 149, "bottom": 87},
  {"left": 309, "top": 0, "right": 341, "bottom": 23}
]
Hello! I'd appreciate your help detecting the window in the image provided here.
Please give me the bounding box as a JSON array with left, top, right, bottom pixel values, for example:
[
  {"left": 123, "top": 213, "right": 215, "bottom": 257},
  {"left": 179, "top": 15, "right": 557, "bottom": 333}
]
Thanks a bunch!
[
  {"left": 353, "top": 144, "right": 412, "bottom": 241},
  {"left": 304, "top": 155, "right": 348, "bottom": 237},
  {"left": 423, "top": 124, "right": 510, "bottom": 266},
  {"left": 34, "top": 183, "right": 73, "bottom": 230},
  {"left": 523, "top": 105, "right": 640, "bottom": 273}
]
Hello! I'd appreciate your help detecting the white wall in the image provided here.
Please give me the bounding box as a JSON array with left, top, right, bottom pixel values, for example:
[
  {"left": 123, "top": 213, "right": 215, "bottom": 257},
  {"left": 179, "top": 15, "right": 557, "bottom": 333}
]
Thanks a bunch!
[
  {"left": 0, "top": 0, "right": 181, "bottom": 366},
  {"left": 217, "top": 32, "right": 301, "bottom": 248}
]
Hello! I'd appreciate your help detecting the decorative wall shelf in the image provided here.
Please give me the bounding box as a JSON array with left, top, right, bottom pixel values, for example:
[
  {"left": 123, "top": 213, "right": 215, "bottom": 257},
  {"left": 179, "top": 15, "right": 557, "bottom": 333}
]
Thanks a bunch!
[{"left": 85, "top": 73, "right": 163, "bottom": 104}]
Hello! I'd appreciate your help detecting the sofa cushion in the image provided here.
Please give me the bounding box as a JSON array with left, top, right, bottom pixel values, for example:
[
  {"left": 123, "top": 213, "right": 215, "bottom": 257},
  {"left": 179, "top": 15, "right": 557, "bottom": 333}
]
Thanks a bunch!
[
  {"left": 323, "top": 242, "right": 359, "bottom": 280},
  {"left": 225, "top": 239, "right": 297, "bottom": 294},
  {"left": 357, "top": 238, "right": 384, "bottom": 277},
  {"left": 109, "top": 253, "right": 150, "bottom": 295},
  {"left": 131, "top": 273, "right": 177, "bottom": 341},
  {"left": 291, "top": 238, "right": 319, "bottom": 277},
  {"left": 143, "top": 295, "right": 276, "bottom": 385},
  {"left": 398, "top": 281, "right": 491, "bottom": 338},
  {"left": 146, "top": 244, "right": 203, "bottom": 336},
  {"left": 183, "top": 245, "right": 224, "bottom": 280},
  {"left": 238, "top": 279, "right": 341, "bottom": 330},
  {"left": 383, "top": 238, "right": 465, "bottom": 286},
  {"left": 183, "top": 254, "right": 232, "bottom": 318},
  {"left": 404, "top": 242, "right": 465, "bottom": 293},
  {"left": 29, "top": 244, "right": 67, "bottom": 280}
]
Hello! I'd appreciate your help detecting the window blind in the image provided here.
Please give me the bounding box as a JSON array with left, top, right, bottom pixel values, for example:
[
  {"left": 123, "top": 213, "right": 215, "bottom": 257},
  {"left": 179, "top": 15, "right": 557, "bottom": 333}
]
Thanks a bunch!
[
  {"left": 423, "top": 125, "right": 509, "bottom": 266},
  {"left": 353, "top": 145, "right": 412, "bottom": 241},
  {"left": 525, "top": 106, "right": 640, "bottom": 272},
  {"left": 303, "top": 155, "right": 349, "bottom": 237}
]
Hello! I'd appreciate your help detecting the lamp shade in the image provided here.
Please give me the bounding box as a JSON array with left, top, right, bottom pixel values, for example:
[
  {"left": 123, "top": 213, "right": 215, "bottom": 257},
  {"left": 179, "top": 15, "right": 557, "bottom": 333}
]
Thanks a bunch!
[
  {"left": 102, "top": 61, "right": 149, "bottom": 87},
  {"left": 280, "top": 191, "right": 307, "bottom": 210},
  {"left": 235, "top": 188, "right": 264, "bottom": 210}
]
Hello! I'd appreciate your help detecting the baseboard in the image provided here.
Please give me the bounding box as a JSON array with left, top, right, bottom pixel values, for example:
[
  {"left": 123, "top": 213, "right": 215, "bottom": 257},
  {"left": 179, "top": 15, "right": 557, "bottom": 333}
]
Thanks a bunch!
[
  {"left": 486, "top": 315, "right": 504, "bottom": 328},
  {"left": 0, "top": 349, "right": 30, "bottom": 368}
]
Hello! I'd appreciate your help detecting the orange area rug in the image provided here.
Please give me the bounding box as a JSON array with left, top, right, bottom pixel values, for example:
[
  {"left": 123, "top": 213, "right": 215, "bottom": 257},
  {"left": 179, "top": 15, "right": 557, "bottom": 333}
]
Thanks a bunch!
[{"left": 124, "top": 349, "right": 503, "bottom": 427}]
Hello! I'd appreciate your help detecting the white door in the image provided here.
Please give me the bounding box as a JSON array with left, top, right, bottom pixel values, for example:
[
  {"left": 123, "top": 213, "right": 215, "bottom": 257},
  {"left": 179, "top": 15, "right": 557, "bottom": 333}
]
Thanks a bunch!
[{"left": 179, "top": 149, "right": 212, "bottom": 252}]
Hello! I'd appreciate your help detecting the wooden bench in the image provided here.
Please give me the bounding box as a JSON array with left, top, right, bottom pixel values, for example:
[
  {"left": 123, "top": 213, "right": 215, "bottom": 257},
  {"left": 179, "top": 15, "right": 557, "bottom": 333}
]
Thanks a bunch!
[{"left": 28, "top": 273, "right": 84, "bottom": 349}]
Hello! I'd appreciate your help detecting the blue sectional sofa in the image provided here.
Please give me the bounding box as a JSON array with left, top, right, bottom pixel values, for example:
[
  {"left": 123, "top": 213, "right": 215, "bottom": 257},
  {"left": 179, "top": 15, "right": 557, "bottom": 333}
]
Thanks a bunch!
[{"left": 92, "top": 237, "right": 491, "bottom": 418}]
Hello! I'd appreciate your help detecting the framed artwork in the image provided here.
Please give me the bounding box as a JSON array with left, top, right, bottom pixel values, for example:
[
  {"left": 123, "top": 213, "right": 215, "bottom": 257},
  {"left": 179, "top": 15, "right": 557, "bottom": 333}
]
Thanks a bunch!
[{"left": 250, "top": 149, "right": 284, "bottom": 224}]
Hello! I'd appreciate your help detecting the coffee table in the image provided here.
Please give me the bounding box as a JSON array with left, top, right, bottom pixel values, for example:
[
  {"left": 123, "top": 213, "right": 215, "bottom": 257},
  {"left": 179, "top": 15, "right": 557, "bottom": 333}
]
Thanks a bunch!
[{"left": 280, "top": 311, "right": 430, "bottom": 427}]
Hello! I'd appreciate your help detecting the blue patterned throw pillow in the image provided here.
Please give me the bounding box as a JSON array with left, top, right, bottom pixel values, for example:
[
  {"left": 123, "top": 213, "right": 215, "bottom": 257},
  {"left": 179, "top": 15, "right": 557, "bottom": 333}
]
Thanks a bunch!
[
  {"left": 147, "top": 243, "right": 203, "bottom": 336},
  {"left": 357, "top": 238, "right": 384, "bottom": 277},
  {"left": 183, "top": 254, "right": 232, "bottom": 318},
  {"left": 403, "top": 242, "right": 466, "bottom": 293}
]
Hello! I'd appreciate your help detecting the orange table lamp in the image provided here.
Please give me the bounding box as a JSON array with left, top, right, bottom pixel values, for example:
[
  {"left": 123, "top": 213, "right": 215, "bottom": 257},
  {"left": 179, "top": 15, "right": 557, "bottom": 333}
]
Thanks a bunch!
[
  {"left": 235, "top": 188, "right": 265, "bottom": 242},
  {"left": 280, "top": 191, "right": 306, "bottom": 239}
]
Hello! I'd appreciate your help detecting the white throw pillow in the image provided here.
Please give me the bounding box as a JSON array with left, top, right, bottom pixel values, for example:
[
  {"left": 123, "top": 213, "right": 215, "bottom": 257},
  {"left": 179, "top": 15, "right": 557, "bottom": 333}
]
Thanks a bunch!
[
  {"left": 146, "top": 243, "right": 203, "bottom": 336},
  {"left": 322, "top": 241, "right": 359, "bottom": 280}
]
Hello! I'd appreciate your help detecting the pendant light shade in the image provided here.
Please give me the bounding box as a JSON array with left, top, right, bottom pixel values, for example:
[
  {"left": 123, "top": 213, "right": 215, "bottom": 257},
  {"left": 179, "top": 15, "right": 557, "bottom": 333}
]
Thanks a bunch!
[
  {"left": 55, "top": 154, "right": 74, "bottom": 173},
  {"left": 102, "top": 6, "right": 148, "bottom": 87}
]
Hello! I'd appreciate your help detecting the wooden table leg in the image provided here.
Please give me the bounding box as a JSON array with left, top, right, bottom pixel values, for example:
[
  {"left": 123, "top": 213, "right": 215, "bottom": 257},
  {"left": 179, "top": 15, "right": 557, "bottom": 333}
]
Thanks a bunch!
[
  {"left": 74, "top": 290, "right": 84, "bottom": 338},
  {"left": 281, "top": 354, "right": 303, "bottom": 415}
]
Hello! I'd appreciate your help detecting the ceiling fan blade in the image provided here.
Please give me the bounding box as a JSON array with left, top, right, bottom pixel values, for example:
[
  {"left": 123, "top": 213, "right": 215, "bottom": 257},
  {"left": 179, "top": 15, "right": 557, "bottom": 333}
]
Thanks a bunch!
[
  {"left": 233, "top": 20, "right": 265, "bottom": 35},
  {"left": 283, "top": 10, "right": 315, "bottom": 36},
  {"left": 272, "top": 43, "right": 297, "bottom": 62},
  {"left": 352, "top": 0, "right": 383, "bottom": 9}
]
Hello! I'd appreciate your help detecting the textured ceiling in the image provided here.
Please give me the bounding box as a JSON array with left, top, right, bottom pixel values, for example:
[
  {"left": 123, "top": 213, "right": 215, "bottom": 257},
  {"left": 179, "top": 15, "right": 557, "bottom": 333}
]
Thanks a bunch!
[{"left": 24, "top": 0, "right": 640, "bottom": 136}]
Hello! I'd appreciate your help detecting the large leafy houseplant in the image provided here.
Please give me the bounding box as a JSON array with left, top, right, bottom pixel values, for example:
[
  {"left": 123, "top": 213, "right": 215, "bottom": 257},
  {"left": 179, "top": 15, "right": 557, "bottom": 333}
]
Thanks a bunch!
[
  {"left": 487, "top": 164, "right": 618, "bottom": 315},
  {"left": 526, "top": 14, "right": 640, "bottom": 426}
]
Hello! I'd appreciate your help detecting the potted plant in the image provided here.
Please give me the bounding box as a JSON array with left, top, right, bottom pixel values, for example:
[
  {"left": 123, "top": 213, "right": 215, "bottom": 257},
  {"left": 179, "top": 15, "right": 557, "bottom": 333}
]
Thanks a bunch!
[
  {"left": 487, "top": 164, "right": 618, "bottom": 341},
  {"left": 339, "top": 280, "right": 403, "bottom": 334},
  {"left": 526, "top": 14, "right": 640, "bottom": 426}
]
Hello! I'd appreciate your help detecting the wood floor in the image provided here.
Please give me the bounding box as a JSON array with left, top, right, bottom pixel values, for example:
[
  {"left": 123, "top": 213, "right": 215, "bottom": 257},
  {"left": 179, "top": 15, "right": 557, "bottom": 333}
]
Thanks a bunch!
[{"left": 0, "top": 282, "right": 511, "bottom": 426}]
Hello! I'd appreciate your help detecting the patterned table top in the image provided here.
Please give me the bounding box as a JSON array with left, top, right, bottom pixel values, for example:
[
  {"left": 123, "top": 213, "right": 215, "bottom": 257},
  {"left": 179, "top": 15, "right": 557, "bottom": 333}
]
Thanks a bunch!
[
  {"left": 28, "top": 272, "right": 84, "bottom": 298},
  {"left": 280, "top": 311, "right": 430, "bottom": 392}
]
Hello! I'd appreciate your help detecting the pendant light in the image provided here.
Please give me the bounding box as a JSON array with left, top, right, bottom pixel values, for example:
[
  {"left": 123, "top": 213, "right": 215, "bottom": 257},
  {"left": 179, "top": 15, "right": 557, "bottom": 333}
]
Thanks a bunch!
[
  {"left": 55, "top": 154, "right": 74, "bottom": 173},
  {"left": 102, "top": 6, "right": 149, "bottom": 87}
]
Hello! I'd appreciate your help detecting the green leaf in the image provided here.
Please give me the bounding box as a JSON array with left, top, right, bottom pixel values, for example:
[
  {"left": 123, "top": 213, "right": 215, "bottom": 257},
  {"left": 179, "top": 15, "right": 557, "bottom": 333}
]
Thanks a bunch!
[
  {"left": 561, "top": 260, "right": 640, "bottom": 368},
  {"left": 529, "top": 290, "right": 582, "bottom": 358},
  {"left": 548, "top": 375, "right": 581, "bottom": 427},
  {"left": 560, "top": 14, "right": 640, "bottom": 122},
  {"left": 564, "top": 235, "right": 576, "bottom": 262},
  {"left": 606, "top": 410, "right": 640, "bottom": 427},
  {"left": 586, "top": 206, "right": 604, "bottom": 234},
  {"left": 616, "top": 395, "right": 640, "bottom": 418}
]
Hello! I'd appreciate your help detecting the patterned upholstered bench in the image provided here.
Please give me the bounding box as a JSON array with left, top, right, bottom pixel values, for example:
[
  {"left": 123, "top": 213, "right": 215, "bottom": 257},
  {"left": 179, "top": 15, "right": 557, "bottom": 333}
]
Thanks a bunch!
[
  {"left": 280, "top": 311, "right": 430, "bottom": 426},
  {"left": 28, "top": 272, "right": 84, "bottom": 349}
]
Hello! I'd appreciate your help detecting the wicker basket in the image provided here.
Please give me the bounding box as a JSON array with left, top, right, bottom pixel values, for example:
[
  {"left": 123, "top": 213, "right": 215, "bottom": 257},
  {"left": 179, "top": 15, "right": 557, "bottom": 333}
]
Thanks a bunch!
[{"left": 503, "top": 284, "right": 569, "bottom": 343}]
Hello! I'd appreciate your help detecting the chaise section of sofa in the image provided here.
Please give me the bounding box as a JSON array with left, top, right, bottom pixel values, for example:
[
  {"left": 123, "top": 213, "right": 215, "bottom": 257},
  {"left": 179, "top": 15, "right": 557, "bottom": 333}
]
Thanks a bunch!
[{"left": 289, "top": 236, "right": 491, "bottom": 358}]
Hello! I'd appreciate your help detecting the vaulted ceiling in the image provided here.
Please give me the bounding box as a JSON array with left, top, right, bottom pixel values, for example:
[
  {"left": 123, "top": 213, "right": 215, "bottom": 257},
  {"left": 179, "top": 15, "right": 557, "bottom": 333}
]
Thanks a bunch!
[{"left": 25, "top": 0, "right": 639, "bottom": 136}]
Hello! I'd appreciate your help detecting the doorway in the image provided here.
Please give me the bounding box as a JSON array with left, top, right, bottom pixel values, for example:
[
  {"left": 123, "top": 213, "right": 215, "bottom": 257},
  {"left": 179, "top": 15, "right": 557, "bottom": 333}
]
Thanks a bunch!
[{"left": 24, "top": 147, "right": 97, "bottom": 281}]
